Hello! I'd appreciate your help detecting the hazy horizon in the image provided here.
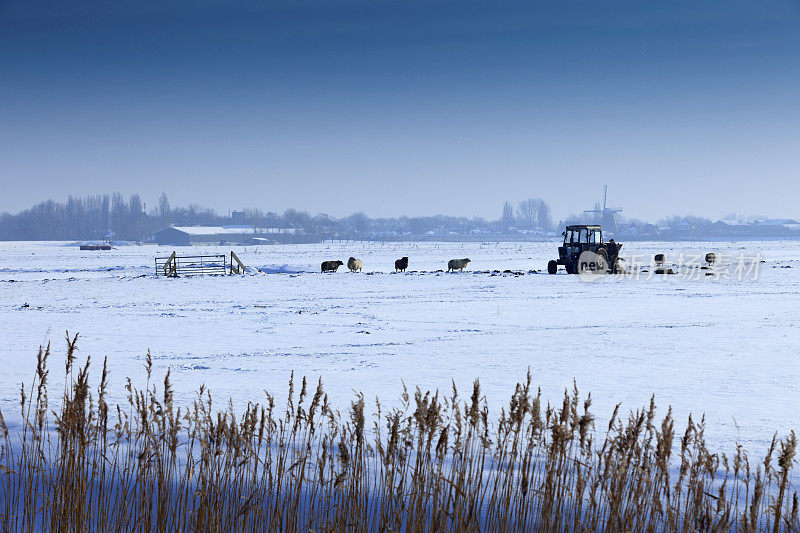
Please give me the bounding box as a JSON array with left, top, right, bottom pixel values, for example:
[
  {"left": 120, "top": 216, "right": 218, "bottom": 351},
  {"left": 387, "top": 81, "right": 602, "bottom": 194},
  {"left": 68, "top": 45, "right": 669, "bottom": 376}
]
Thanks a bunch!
[
  {"left": 2, "top": 1, "right": 799, "bottom": 221},
  {"left": 0, "top": 189, "right": 790, "bottom": 226}
]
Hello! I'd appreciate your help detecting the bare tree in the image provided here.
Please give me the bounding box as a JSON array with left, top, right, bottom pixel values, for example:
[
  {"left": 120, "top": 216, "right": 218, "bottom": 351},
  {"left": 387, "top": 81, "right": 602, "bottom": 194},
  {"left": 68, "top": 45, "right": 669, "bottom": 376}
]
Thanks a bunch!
[
  {"left": 516, "top": 198, "right": 552, "bottom": 230},
  {"left": 502, "top": 201, "right": 514, "bottom": 227},
  {"left": 157, "top": 193, "right": 171, "bottom": 223}
]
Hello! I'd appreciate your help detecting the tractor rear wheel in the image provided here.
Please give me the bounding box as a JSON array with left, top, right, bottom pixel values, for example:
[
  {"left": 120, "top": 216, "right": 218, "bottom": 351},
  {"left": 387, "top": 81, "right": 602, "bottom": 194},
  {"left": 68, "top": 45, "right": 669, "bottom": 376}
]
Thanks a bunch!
[
  {"left": 547, "top": 260, "right": 558, "bottom": 274},
  {"left": 596, "top": 248, "right": 609, "bottom": 272}
]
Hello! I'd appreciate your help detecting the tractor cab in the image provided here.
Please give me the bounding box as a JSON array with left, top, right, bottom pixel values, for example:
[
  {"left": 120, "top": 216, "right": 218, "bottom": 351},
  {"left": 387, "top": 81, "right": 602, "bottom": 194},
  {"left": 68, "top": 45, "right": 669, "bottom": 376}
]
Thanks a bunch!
[{"left": 563, "top": 225, "right": 602, "bottom": 246}]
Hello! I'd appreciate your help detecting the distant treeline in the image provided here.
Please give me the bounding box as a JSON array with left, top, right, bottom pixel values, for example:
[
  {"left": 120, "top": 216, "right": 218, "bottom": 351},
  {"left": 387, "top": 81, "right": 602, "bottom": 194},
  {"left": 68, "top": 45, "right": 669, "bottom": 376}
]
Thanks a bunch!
[
  {"left": 0, "top": 193, "right": 166, "bottom": 242},
  {"left": 0, "top": 193, "right": 559, "bottom": 241},
  {"left": 4, "top": 192, "right": 766, "bottom": 242}
]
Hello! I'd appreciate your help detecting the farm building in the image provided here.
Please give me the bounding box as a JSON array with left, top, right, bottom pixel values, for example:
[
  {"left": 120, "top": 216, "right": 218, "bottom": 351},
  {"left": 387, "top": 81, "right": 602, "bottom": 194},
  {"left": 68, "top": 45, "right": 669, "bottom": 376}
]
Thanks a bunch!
[
  {"left": 706, "top": 219, "right": 800, "bottom": 238},
  {"left": 153, "top": 226, "right": 319, "bottom": 245}
]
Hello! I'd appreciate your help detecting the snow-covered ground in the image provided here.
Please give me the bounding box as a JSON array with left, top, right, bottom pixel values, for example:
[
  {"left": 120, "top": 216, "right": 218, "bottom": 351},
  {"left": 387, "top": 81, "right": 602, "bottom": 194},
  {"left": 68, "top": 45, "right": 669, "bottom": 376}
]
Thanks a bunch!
[{"left": 0, "top": 240, "right": 798, "bottom": 457}]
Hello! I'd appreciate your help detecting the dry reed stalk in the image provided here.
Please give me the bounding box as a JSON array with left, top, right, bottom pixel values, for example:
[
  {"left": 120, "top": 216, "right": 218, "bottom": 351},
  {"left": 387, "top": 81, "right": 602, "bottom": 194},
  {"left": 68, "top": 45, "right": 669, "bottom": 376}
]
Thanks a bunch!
[{"left": 0, "top": 339, "right": 797, "bottom": 532}]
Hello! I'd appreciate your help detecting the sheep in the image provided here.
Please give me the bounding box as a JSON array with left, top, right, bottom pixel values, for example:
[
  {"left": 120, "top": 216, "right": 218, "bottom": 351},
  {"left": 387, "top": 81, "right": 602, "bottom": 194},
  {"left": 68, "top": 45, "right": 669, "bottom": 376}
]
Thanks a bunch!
[
  {"left": 321, "top": 260, "right": 344, "bottom": 273},
  {"left": 347, "top": 257, "right": 363, "bottom": 272},
  {"left": 447, "top": 258, "right": 471, "bottom": 272},
  {"left": 395, "top": 257, "right": 409, "bottom": 272}
]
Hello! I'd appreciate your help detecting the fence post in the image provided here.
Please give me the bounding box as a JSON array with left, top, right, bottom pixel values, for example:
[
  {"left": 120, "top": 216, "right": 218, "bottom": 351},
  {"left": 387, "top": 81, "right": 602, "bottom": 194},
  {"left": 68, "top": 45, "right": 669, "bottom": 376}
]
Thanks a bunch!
[
  {"left": 230, "top": 251, "right": 246, "bottom": 275},
  {"left": 164, "top": 251, "right": 177, "bottom": 277}
]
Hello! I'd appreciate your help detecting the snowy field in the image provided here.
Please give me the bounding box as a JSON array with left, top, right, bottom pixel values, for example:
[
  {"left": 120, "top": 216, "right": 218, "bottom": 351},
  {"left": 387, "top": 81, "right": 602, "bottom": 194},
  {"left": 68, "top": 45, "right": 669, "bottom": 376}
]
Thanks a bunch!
[{"left": 0, "top": 240, "right": 798, "bottom": 457}]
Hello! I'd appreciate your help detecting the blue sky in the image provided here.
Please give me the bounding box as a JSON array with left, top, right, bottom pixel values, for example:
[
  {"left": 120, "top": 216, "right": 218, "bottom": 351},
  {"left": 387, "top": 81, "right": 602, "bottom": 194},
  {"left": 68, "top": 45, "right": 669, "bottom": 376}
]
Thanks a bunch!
[{"left": 1, "top": 0, "right": 799, "bottom": 220}]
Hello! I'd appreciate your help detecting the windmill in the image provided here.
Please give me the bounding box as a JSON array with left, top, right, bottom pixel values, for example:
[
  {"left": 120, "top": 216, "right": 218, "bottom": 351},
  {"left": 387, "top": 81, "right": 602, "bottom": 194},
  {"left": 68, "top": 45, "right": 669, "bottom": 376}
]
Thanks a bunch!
[{"left": 584, "top": 185, "right": 623, "bottom": 232}]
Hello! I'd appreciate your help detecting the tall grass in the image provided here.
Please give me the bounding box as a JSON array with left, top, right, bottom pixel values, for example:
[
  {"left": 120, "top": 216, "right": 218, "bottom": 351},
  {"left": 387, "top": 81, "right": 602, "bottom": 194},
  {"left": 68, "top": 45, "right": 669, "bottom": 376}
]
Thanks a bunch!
[{"left": 0, "top": 335, "right": 797, "bottom": 531}]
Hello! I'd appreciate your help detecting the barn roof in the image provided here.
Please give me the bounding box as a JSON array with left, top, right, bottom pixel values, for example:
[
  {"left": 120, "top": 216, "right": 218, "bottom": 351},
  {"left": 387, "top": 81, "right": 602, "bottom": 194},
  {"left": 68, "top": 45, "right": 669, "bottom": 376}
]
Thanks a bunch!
[{"left": 167, "top": 226, "right": 258, "bottom": 236}]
